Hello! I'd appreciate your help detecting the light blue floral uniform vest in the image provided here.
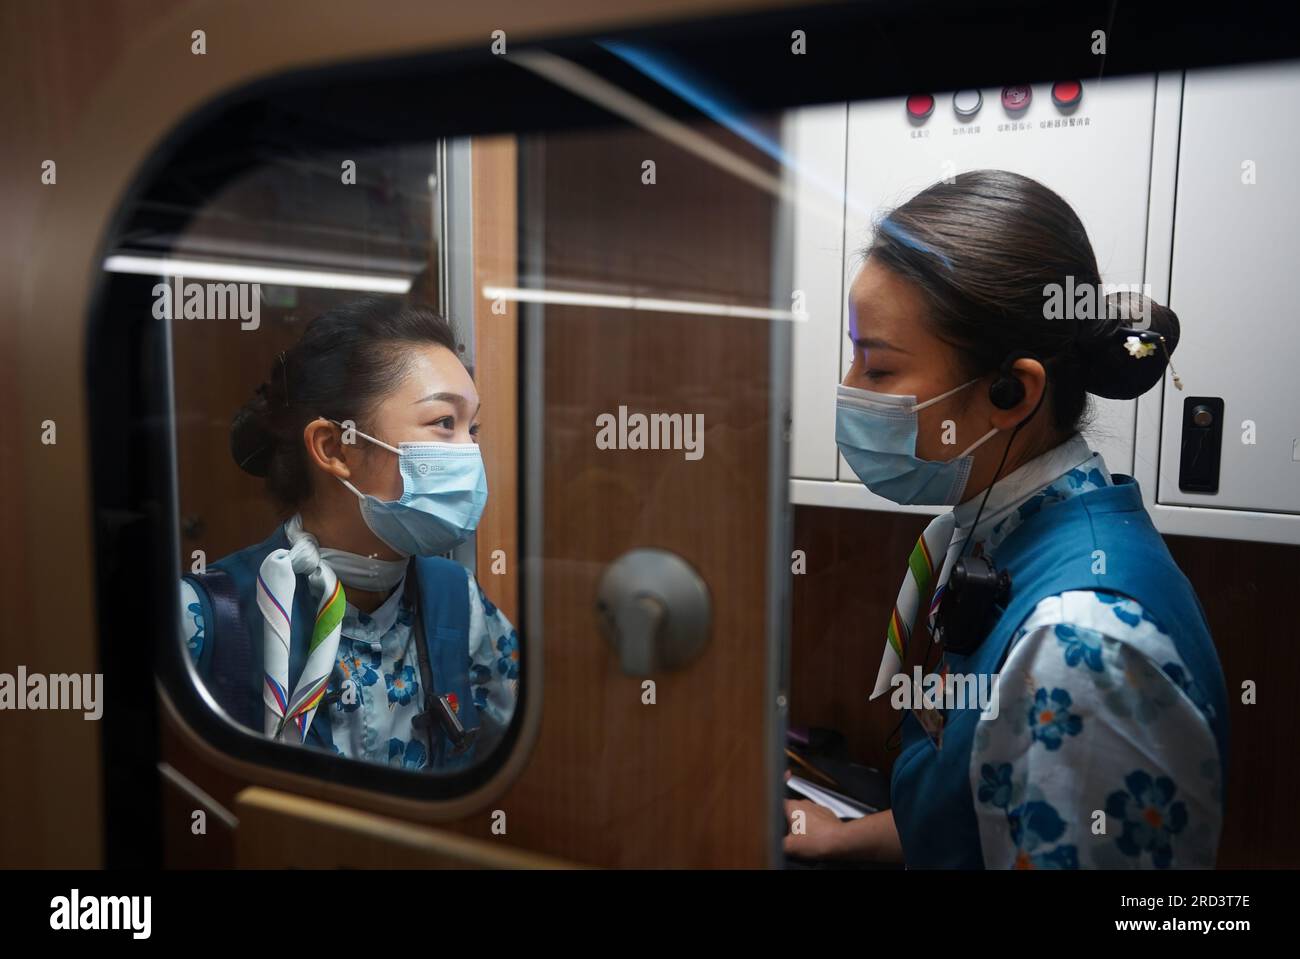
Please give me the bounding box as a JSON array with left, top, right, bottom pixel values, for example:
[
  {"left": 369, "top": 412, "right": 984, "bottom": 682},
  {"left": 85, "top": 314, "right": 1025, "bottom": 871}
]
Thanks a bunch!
[{"left": 891, "top": 475, "right": 1229, "bottom": 868}]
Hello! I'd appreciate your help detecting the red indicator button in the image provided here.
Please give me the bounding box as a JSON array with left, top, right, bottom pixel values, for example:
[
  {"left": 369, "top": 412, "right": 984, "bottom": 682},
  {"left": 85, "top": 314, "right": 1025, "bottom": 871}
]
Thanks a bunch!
[
  {"left": 906, "top": 93, "right": 935, "bottom": 120},
  {"left": 1052, "top": 80, "right": 1083, "bottom": 108},
  {"left": 1001, "top": 85, "right": 1032, "bottom": 112}
]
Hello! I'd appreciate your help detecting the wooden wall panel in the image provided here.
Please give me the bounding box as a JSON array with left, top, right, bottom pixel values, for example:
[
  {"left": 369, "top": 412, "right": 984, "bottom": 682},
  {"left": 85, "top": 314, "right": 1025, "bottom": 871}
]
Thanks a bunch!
[
  {"left": 472, "top": 136, "right": 520, "bottom": 627},
  {"left": 1164, "top": 534, "right": 1300, "bottom": 868},
  {"left": 233, "top": 787, "right": 573, "bottom": 868},
  {"left": 0, "top": 0, "right": 184, "bottom": 869}
]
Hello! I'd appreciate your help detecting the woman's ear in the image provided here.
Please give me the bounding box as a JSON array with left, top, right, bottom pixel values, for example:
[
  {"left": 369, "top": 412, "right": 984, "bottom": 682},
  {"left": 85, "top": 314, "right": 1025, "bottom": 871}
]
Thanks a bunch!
[
  {"left": 302, "top": 418, "right": 357, "bottom": 479},
  {"left": 989, "top": 357, "right": 1048, "bottom": 430}
]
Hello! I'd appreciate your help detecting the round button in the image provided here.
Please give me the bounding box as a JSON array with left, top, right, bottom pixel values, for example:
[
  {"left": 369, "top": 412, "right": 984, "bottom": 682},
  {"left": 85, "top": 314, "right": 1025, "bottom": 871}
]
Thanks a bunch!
[
  {"left": 1052, "top": 80, "right": 1083, "bottom": 109},
  {"left": 1192, "top": 406, "right": 1215, "bottom": 428},
  {"left": 1001, "top": 84, "right": 1032, "bottom": 112},
  {"left": 953, "top": 89, "right": 983, "bottom": 117},
  {"left": 906, "top": 93, "right": 935, "bottom": 120}
]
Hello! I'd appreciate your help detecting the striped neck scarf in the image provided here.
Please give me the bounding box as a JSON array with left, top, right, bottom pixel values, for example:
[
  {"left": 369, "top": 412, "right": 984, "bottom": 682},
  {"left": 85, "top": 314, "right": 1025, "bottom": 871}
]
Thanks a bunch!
[
  {"left": 870, "top": 511, "right": 956, "bottom": 701},
  {"left": 257, "top": 520, "right": 346, "bottom": 742}
]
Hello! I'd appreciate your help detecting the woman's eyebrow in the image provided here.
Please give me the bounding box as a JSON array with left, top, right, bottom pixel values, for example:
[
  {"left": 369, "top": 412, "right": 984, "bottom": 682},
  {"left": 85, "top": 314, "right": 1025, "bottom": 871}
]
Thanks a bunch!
[
  {"left": 848, "top": 333, "right": 911, "bottom": 354},
  {"left": 413, "top": 391, "right": 467, "bottom": 408}
]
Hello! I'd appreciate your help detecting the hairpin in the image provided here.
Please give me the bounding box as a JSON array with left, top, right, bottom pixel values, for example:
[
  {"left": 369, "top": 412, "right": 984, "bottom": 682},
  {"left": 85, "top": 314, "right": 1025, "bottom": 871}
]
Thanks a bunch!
[{"left": 1158, "top": 335, "right": 1184, "bottom": 390}]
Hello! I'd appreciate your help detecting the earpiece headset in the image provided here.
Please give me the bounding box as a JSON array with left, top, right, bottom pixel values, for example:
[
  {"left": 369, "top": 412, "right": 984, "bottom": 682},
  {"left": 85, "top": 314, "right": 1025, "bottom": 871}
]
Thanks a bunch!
[{"left": 987, "top": 349, "right": 1037, "bottom": 410}]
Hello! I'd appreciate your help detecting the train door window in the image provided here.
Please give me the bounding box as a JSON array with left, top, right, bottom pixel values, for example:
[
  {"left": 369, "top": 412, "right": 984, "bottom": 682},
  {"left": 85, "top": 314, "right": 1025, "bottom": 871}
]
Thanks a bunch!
[{"left": 96, "top": 129, "right": 531, "bottom": 797}]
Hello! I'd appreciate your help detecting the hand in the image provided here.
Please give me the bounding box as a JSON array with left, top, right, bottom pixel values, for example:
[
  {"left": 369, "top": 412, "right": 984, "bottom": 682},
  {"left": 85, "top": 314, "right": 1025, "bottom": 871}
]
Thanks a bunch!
[{"left": 782, "top": 769, "right": 847, "bottom": 859}]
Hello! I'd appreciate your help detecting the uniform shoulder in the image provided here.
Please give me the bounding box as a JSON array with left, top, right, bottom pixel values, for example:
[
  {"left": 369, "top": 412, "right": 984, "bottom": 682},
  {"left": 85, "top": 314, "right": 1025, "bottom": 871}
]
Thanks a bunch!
[{"left": 1010, "top": 588, "right": 1218, "bottom": 726}]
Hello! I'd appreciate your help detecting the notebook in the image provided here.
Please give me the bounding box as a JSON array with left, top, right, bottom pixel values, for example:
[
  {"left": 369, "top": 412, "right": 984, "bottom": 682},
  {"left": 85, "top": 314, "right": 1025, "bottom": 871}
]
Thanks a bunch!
[{"left": 786, "top": 775, "right": 877, "bottom": 820}]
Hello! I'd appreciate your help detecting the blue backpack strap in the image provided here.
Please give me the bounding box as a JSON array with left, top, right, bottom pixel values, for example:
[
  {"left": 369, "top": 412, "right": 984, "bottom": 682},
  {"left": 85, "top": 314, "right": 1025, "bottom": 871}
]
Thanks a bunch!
[
  {"left": 182, "top": 568, "right": 259, "bottom": 731},
  {"left": 411, "top": 556, "right": 479, "bottom": 769}
]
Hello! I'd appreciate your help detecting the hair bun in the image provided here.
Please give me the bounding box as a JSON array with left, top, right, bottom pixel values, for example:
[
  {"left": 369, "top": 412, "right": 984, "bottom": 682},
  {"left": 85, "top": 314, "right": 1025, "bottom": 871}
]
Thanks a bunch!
[
  {"left": 1077, "top": 292, "right": 1180, "bottom": 400},
  {"left": 230, "top": 384, "right": 276, "bottom": 477}
]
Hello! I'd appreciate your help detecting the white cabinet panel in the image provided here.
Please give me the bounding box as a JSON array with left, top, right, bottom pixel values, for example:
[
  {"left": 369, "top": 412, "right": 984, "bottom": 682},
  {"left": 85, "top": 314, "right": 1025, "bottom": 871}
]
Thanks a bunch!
[
  {"left": 1156, "top": 62, "right": 1300, "bottom": 516},
  {"left": 787, "top": 104, "right": 848, "bottom": 480}
]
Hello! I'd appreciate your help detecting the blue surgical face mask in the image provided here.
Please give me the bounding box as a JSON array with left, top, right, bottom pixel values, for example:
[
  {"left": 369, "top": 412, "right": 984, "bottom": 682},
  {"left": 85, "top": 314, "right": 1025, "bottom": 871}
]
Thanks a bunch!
[
  {"left": 336, "top": 425, "right": 488, "bottom": 557},
  {"left": 835, "top": 379, "right": 1000, "bottom": 506}
]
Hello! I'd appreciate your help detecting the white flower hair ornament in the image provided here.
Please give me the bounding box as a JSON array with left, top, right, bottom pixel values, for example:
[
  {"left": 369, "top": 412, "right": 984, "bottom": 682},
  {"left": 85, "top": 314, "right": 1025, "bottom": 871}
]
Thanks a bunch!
[{"left": 1124, "top": 335, "right": 1158, "bottom": 359}]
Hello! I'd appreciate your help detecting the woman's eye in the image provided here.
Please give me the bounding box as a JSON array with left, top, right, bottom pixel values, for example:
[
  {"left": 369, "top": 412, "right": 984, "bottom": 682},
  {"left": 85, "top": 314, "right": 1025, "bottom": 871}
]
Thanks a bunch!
[
  {"left": 429, "top": 416, "right": 456, "bottom": 431},
  {"left": 469, "top": 423, "right": 481, "bottom": 441},
  {"left": 864, "top": 370, "right": 892, "bottom": 382}
]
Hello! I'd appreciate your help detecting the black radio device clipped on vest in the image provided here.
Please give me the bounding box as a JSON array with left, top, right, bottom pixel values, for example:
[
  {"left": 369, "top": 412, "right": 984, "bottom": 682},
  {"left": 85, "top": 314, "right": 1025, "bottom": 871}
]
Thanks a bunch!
[
  {"left": 934, "top": 556, "right": 1011, "bottom": 655},
  {"left": 931, "top": 351, "right": 1039, "bottom": 656}
]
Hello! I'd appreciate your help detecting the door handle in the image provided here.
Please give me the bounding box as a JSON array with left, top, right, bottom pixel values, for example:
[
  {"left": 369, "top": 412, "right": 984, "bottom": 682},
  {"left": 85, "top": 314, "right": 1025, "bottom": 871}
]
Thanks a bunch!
[{"left": 595, "top": 548, "right": 711, "bottom": 675}]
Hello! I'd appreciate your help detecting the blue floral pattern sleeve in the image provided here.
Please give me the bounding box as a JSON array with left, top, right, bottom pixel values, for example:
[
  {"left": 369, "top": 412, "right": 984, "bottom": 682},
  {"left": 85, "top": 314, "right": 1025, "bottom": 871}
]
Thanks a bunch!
[
  {"left": 179, "top": 579, "right": 204, "bottom": 665},
  {"left": 467, "top": 573, "right": 519, "bottom": 750},
  {"left": 970, "top": 590, "right": 1223, "bottom": 869}
]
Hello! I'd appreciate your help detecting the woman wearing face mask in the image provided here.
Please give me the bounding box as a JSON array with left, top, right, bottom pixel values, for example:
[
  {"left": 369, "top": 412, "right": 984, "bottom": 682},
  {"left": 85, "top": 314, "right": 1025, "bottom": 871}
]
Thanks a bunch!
[
  {"left": 784, "top": 170, "right": 1227, "bottom": 868},
  {"left": 179, "top": 297, "right": 518, "bottom": 772}
]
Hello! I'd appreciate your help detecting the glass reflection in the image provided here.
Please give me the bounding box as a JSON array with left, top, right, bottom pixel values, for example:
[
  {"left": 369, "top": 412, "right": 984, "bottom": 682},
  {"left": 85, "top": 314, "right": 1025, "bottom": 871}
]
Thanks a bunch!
[
  {"left": 179, "top": 294, "right": 517, "bottom": 770},
  {"left": 178, "top": 293, "right": 517, "bottom": 771},
  {"left": 150, "top": 137, "right": 521, "bottom": 773}
]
